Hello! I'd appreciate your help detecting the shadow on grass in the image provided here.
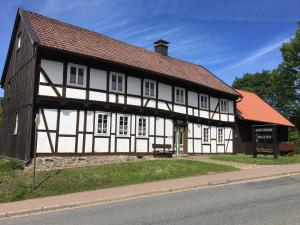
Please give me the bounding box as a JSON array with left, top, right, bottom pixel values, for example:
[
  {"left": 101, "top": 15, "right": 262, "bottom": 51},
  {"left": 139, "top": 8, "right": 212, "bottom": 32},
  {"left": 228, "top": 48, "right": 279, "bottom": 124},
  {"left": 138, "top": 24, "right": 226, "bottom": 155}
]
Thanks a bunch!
[{"left": 34, "top": 170, "right": 61, "bottom": 190}]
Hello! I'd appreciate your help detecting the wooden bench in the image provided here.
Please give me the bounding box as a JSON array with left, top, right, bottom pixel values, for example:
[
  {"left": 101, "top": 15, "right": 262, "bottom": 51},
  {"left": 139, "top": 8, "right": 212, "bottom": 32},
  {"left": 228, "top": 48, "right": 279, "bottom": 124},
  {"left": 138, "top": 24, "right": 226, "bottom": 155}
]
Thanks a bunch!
[
  {"left": 152, "top": 144, "right": 174, "bottom": 158},
  {"left": 279, "top": 142, "right": 295, "bottom": 156}
]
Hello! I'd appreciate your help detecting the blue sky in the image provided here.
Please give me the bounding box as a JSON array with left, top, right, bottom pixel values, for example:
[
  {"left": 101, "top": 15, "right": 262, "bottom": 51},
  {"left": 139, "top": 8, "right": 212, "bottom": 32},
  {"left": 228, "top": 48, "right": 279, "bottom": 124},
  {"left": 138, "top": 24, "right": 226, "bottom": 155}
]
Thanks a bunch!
[{"left": 0, "top": 0, "right": 299, "bottom": 96}]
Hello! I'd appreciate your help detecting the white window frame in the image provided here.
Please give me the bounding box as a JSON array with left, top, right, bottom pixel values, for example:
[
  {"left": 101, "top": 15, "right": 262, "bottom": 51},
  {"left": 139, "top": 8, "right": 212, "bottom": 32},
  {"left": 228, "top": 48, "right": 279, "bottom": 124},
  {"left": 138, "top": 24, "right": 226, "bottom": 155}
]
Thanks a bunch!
[
  {"left": 67, "top": 63, "right": 87, "bottom": 87},
  {"left": 110, "top": 72, "right": 125, "bottom": 93},
  {"left": 117, "top": 114, "right": 130, "bottom": 137},
  {"left": 175, "top": 87, "right": 185, "bottom": 105},
  {"left": 143, "top": 79, "right": 156, "bottom": 98},
  {"left": 200, "top": 94, "right": 208, "bottom": 110},
  {"left": 17, "top": 34, "right": 21, "bottom": 50},
  {"left": 202, "top": 127, "right": 210, "bottom": 143},
  {"left": 94, "top": 112, "right": 111, "bottom": 136},
  {"left": 220, "top": 99, "right": 228, "bottom": 113},
  {"left": 13, "top": 113, "right": 18, "bottom": 135},
  {"left": 136, "top": 116, "right": 148, "bottom": 137},
  {"left": 217, "top": 128, "right": 224, "bottom": 144}
]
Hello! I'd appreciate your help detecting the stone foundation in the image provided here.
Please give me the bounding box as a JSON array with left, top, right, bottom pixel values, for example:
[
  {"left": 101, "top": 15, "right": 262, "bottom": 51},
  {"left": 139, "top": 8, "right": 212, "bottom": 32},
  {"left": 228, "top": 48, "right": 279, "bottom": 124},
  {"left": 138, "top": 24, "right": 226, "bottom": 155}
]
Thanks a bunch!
[{"left": 26, "top": 155, "right": 155, "bottom": 171}]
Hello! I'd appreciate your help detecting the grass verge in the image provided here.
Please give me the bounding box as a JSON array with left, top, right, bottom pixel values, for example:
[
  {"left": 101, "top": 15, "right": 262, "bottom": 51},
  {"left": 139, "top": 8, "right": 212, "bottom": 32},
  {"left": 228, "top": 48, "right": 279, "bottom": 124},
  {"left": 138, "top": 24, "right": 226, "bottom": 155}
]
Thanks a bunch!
[
  {"left": 0, "top": 159, "right": 236, "bottom": 203},
  {"left": 210, "top": 154, "right": 300, "bottom": 165}
]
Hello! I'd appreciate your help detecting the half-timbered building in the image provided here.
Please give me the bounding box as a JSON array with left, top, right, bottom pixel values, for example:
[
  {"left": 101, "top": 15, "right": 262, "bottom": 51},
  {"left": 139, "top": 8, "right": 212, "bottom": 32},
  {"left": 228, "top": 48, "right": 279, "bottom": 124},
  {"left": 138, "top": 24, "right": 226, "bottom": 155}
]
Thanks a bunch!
[{"left": 0, "top": 9, "right": 240, "bottom": 161}]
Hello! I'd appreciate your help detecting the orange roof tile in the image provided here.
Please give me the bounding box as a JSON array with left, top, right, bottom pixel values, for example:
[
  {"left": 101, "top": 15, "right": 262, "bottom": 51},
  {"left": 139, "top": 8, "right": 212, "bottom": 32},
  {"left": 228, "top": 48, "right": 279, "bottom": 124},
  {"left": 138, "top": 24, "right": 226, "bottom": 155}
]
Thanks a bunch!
[
  {"left": 236, "top": 89, "right": 294, "bottom": 127},
  {"left": 21, "top": 10, "right": 239, "bottom": 96}
]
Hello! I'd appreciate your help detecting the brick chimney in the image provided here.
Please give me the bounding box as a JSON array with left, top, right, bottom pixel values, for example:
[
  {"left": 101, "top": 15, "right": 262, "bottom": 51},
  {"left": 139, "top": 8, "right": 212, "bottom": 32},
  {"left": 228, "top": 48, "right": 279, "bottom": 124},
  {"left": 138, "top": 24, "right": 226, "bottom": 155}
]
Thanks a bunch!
[{"left": 153, "top": 39, "right": 169, "bottom": 56}]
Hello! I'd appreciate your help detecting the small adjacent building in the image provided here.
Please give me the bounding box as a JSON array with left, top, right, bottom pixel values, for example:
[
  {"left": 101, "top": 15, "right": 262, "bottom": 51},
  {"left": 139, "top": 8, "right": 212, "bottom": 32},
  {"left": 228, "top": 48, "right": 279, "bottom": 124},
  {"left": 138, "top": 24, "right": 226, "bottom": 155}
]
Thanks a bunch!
[{"left": 234, "top": 89, "right": 294, "bottom": 154}]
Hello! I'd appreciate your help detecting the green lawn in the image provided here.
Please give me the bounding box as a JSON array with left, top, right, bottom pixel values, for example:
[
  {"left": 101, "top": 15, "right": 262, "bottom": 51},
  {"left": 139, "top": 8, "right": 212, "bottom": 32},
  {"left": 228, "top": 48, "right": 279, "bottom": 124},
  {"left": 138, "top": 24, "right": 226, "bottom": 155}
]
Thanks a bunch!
[
  {"left": 0, "top": 158, "right": 236, "bottom": 203},
  {"left": 210, "top": 154, "right": 300, "bottom": 165}
]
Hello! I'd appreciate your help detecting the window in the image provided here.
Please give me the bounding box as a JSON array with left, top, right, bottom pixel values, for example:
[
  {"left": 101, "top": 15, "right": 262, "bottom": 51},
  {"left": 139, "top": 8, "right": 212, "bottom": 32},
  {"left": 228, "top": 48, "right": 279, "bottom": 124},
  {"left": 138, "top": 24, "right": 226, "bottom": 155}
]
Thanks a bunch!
[
  {"left": 110, "top": 73, "right": 124, "bottom": 93},
  {"left": 68, "top": 64, "right": 86, "bottom": 86},
  {"left": 13, "top": 113, "right": 18, "bottom": 135},
  {"left": 220, "top": 99, "right": 228, "bottom": 112},
  {"left": 118, "top": 115, "right": 129, "bottom": 136},
  {"left": 95, "top": 112, "right": 110, "bottom": 135},
  {"left": 217, "top": 128, "right": 224, "bottom": 144},
  {"left": 200, "top": 94, "right": 208, "bottom": 109},
  {"left": 137, "top": 117, "right": 147, "bottom": 137},
  {"left": 202, "top": 127, "right": 209, "bottom": 143},
  {"left": 175, "top": 87, "right": 185, "bottom": 104},
  {"left": 17, "top": 33, "right": 21, "bottom": 50},
  {"left": 144, "top": 80, "right": 156, "bottom": 97}
]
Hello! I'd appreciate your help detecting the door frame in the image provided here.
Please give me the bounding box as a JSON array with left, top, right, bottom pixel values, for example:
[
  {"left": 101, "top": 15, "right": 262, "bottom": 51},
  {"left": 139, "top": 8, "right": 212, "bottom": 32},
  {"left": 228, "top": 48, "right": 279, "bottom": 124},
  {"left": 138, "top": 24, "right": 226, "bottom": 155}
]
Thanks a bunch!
[{"left": 173, "top": 120, "right": 188, "bottom": 154}]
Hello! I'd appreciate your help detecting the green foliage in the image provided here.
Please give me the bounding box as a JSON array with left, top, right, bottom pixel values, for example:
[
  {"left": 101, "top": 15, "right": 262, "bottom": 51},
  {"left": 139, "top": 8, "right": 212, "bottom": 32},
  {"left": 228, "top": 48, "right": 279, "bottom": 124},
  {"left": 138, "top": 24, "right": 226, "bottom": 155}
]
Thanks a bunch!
[
  {"left": 0, "top": 159, "right": 236, "bottom": 203},
  {"left": 0, "top": 158, "right": 19, "bottom": 173},
  {"left": 210, "top": 154, "right": 300, "bottom": 165},
  {"left": 233, "top": 21, "right": 300, "bottom": 146}
]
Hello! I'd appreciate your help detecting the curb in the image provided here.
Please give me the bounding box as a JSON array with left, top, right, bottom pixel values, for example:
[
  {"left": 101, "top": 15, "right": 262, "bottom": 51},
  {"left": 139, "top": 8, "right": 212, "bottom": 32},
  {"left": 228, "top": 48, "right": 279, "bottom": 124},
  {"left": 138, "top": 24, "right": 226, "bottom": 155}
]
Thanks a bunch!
[{"left": 1, "top": 171, "right": 300, "bottom": 219}]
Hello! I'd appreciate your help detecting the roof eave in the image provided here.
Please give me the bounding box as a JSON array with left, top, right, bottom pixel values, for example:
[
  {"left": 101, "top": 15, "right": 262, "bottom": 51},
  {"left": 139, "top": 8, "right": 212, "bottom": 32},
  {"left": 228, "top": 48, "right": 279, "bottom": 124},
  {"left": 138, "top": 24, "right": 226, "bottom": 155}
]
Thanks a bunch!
[{"left": 1, "top": 8, "right": 39, "bottom": 87}]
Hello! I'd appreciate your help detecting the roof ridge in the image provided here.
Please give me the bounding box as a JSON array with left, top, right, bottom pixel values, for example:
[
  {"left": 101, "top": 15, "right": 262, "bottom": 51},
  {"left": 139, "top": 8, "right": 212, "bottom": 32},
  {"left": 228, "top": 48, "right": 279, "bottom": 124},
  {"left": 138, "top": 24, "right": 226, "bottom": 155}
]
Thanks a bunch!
[{"left": 23, "top": 9, "right": 206, "bottom": 67}]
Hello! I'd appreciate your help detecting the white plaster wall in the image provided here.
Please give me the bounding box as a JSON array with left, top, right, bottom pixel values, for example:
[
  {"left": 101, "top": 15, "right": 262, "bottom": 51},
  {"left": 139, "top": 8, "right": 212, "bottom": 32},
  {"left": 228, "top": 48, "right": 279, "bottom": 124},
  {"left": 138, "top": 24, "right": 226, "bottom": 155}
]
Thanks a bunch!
[
  {"left": 225, "top": 127, "right": 232, "bottom": 139},
  {"left": 136, "top": 139, "right": 148, "bottom": 152},
  {"left": 89, "top": 91, "right": 106, "bottom": 102},
  {"left": 165, "top": 119, "right": 173, "bottom": 137},
  {"left": 202, "top": 145, "right": 210, "bottom": 153},
  {"left": 188, "top": 91, "right": 198, "bottom": 107},
  {"left": 188, "top": 122, "right": 193, "bottom": 138},
  {"left": 194, "top": 140, "right": 202, "bottom": 153},
  {"left": 85, "top": 134, "right": 93, "bottom": 153},
  {"left": 228, "top": 115, "right": 235, "bottom": 122},
  {"left": 131, "top": 116, "right": 136, "bottom": 135},
  {"left": 116, "top": 139, "right": 130, "bottom": 152},
  {"left": 174, "top": 105, "right": 186, "bottom": 114},
  {"left": 211, "top": 140, "right": 217, "bottom": 153},
  {"left": 77, "top": 133, "right": 83, "bottom": 153},
  {"left": 86, "top": 111, "right": 94, "bottom": 132},
  {"left": 78, "top": 111, "right": 84, "bottom": 132},
  {"left": 149, "top": 117, "right": 155, "bottom": 135},
  {"left": 37, "top": 132, "right": 56, "bottom": 153},
  {"left": 194, "top": 123, "right": 201, "bottom": 138},
  {"left": 130, "top": 136, "right": 135, "bottom": 152},
  {"left": 188, "top": 108, "right": 193, "bottom": 116},
  {"left": 66, "top": 88, "right": 86, "bottom": 100},
  {"left": 118, "top": 95, "right": 125, "bottom": 104},
  {"left": 109, "top": 94, "right": 116, "bottom": 103},
  {"left": 110, "top": 135, "right": 115, "bottom": 152},
  {"left": 127, "top": 96, "right": 141, "bottom": 106},
  {"left": 210, "top": 97, "right": 218, "bottom": 111},
  {"left": 200, "top": 110, "right": 209, "bottom": 119},
  {"left": 111, "top": 113, "right": 116, "bottom": 134},
  {"left": 156, "top": 137, "right": 164, "bottom": 144},
  {"left": 90, "top": 68, "right": 107, "bottom": 90},
  {"left": 38, "top": 85, "right": 62, "bottom": 97},
  {"left": 226, "top": 141, "right": 233, "bottom": 153},
  {"left": 127, "top": 76, "right": 141, "bottom": 95},
  {"left": 221, "top": 114, "right": 228, "bottom": 121},
  {"left": 59, "top": 110, "right": 77, "bottom": 135},
  {"left": 149, "top": 137, "right": 155, "bottom": 152},
  {"left": 188, "top": 139, "right": 193, "bottom": 153},
  {"left": 217, "top": 145, "right": 225, "bottom": 153},
  {"left": 94, "top": 138, "right": 109, "bottom": 152},
  {"left": 156, "top": 117, "right": 164, "bottom": 136},
  {"left": 58, "top": 136, "right": 76, "bottom": 153},
  {"left": 158, "top": 83, "right": 172, "bottom": 101},
  {"left": 41, "top": 59, "right": 64, "bottom": 84},
  {"left": 158, "top": 101, "right": 169, "bottom": 111},
  {"left": 211, "top": 126, "right": 216, "bottom": 140}
]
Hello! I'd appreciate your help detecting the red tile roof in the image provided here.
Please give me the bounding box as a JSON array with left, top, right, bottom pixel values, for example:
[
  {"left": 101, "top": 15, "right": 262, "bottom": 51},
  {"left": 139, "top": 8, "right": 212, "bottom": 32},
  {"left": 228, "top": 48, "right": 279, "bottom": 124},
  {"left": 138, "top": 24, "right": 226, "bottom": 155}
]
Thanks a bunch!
[
  {"left": 22, "top": 10, "right": 239, "bottom": 97},
  {"left": 236, "top": 89, "right": 294, "bottom": 127}
]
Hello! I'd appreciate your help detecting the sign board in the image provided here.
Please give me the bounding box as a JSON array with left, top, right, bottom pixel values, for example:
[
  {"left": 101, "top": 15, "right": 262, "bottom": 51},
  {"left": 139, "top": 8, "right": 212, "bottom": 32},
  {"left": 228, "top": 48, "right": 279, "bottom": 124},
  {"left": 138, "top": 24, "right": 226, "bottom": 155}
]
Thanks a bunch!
[{"left": 252, "top": 125, "right": 278, "bottom": 159}]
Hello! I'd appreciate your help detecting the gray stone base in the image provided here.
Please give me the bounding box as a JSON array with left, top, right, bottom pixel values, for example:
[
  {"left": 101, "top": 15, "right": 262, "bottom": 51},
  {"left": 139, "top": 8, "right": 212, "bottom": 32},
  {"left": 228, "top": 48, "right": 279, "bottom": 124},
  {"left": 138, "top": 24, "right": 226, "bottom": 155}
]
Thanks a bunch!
[{"left": 26, "top": 155, "right": 155, "bottom": 171}]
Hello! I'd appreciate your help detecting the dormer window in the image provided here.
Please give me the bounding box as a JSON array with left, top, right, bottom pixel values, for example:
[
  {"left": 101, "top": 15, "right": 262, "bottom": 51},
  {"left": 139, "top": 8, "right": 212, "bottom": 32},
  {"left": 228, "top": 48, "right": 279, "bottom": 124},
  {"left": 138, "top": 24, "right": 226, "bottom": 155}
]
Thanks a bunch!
[
  {"left": 67, "top": 63, "right": 86, "bottom": 86},
  {"left": 175, "top": 87, "right": 185, "bottom": 104},
  {"left": 17, "top": 33, "right": 21, "bottom": 51},
  {"left": 144, "top": 79, "right": 156, "bottom": 98}
]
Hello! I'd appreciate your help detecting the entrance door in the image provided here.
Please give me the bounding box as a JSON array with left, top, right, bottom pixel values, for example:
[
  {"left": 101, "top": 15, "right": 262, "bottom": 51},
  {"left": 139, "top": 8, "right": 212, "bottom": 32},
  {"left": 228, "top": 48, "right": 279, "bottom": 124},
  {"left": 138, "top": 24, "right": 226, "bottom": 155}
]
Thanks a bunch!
[{"left": 174, "top": 125, "right": 185, "bottom": 155}]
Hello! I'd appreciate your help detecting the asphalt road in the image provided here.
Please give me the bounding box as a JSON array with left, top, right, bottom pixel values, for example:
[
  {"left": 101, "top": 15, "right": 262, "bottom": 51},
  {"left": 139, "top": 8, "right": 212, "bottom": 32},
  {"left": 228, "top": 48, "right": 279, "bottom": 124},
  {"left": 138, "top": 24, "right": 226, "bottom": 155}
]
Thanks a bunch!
[{"left": 2, "top": 175, "right": 300, "bottom": 225}]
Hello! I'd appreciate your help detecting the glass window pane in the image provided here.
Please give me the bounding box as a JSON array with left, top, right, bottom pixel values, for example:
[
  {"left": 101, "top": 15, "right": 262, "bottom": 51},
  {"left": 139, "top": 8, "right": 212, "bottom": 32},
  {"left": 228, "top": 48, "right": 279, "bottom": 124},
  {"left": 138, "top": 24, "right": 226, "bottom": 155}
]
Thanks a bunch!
[
  {"left": 145, "top": 82, "right": 149, "bottom": 96},
  {"left": 150, "top": 82, "right": 155, "bottom": 96},
  {"left": 78, "top": 74, "right": 84, "bottom": 85},
  {"left": 111, "top": 75, "right": 117, "bottom": 90},
  {"left": 118, "top": 76, "right": 123, "bottom": 91}
]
